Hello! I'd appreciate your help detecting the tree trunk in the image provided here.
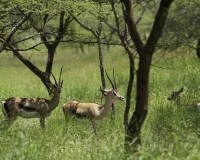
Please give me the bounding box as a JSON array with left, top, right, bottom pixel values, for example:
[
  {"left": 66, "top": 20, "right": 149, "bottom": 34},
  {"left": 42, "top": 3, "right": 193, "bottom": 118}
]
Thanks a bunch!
[
  {"left": 119, "top": 0, "right": 174, "bottom": 153},
  {"left": 125, "top": 53, "right": 151, "bottom": 151},
  {"left": 196, "top": 38, "right": 200, "bottom": 59}
]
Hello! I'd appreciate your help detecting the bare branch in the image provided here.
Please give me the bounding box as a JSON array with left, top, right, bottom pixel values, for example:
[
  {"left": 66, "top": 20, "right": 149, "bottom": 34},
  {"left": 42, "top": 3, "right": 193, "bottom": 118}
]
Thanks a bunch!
[
  {"left": 121, "top": 0, "right": 144, "bottom": 54},
  {"left": 40, "top": 14, "right": 49, "bottom": 31},
  {"left": 0, "top": 12, "right": 32, "bottom": 53},
  {"left": 145, "top": 0, "right": 174, "bottom": 55},
  {"left": 110, "top": 0, "right": 133, "bottom": 55},
  {"left": 40, "top": 14, "right": 50, "bottom": 48},
  {"left": 135, "top": 7, "right": 145, "bottom": 25},
  {"left": 67, "top": 10, "right": 98, "bottom": 38},
  {"left": 7, "top": 41, "right": 44, "bottom": 79},
  {"left": 29, "top": 16, "right": 40, "bottom": 32},
  {"left": 59, "top": 12, "right": 65, "bottom": 32},
  {"left": 52, "top": 12, "right": 73, "bottom": 50}
]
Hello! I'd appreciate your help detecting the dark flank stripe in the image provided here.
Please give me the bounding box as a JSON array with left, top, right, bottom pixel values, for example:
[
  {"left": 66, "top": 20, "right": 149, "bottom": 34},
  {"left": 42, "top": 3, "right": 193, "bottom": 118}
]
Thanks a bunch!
[
  {"left": 72, "top": 110, "right": 88, "bottom": 119},
  {"left": 18, "top": 104, "right": 38, "bottom": 112}
]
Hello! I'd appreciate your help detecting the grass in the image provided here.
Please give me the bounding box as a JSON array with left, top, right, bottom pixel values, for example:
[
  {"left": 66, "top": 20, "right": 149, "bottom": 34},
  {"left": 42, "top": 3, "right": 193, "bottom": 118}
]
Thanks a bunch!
[{"left": 1, "top": 45, "right": 200, "bottom": 159}]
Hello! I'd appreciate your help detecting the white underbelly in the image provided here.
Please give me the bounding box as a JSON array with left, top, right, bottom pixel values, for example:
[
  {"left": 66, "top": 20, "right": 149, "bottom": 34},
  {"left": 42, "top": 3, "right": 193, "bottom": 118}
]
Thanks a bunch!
[{"left": 18, "top": 109, "right": 51, "bottom": 118}]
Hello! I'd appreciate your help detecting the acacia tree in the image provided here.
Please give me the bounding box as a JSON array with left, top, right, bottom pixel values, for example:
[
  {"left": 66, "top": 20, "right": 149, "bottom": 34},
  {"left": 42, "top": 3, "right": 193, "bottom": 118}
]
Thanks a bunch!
[
  {"left": 110, "top": 0, "right": 174, "bottom": 151},
  {"left": 0, "top": 1, "right": 73, "bottom": 91},
  {"left": 0, "top": 1, "right": 120, "bottom": 91}
]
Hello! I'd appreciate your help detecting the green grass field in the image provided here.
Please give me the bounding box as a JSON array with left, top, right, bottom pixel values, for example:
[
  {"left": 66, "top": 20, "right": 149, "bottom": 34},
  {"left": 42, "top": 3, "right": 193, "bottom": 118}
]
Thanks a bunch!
[{"left": 1, "top": 45, "right": 200, "bottom": 160}]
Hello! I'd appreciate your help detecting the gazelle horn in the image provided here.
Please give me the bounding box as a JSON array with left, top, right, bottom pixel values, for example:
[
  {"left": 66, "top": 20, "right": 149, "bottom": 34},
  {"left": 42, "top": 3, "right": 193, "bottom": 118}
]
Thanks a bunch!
[
  {"left": 105, "top": 69, "right": 115, "bottom": 89},
  {"left": 51, "top": 71, "right": 58, "bottom": 85},
  {"left": 59, "top": 66, "right": 63, "bottom": 84},
  {"left": 51, "top": 66, "right": 63, "bottom": 85},
  {"left": 112, "top": 68, "right": 117, "bottom": 89}
]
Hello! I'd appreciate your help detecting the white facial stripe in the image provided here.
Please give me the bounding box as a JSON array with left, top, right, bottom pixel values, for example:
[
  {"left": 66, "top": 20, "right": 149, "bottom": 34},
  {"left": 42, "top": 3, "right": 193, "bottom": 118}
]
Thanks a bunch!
[{"left": 113, "top": 91, "right": 117, "bottom": 96}]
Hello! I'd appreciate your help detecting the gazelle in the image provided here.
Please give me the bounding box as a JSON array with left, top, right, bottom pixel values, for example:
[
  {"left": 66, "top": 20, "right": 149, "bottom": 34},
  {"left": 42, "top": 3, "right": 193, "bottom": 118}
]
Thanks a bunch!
[
  {"left": 167, "top": 87, "right": 200, "bottom": 109},
  {"left": 0, "top": 67, "right": 63, "bottom": 129},
  {"left": 167, "top": 87, "right": 184, "bottom": 105},
  {"left": 62, "top": 69, "right": 124, "bottom": 135}
]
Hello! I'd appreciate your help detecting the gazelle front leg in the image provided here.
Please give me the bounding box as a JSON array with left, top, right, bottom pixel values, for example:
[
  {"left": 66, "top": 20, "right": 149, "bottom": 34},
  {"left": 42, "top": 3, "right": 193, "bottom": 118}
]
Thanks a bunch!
[
  {"left": 91, "top": 120, "right": 98, "bottom": 135},
  {"left": 62, "top": 108, "right": 71, "bottom": 123},
  {"left": 39, "top": 115, "right": 45, "bottom": 129}
]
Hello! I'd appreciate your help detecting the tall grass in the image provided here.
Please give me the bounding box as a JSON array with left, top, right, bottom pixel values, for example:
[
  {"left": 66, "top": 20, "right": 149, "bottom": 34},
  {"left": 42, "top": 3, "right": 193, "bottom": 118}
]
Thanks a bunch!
[{"left": 0, "top": 46, "right": 200, "bottom": 159}]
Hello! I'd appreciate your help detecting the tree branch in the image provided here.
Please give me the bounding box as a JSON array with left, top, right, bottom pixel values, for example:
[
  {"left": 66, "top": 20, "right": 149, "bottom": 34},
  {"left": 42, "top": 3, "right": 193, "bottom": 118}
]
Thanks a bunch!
[
  {"left": 121, "top": 0, "right": 144, "bottom": 54},
  {"left": 40, "top": 14, "right": 50, "bottom": 48},
  {"left": 145, "top": 0, "right": 174, "bottom": 55},
  {"left": 7, "top": 41, "right": 45, "bottom": 80},
  {"left": 111, "top": 0, "right": 135, "bottom": 127},
  {"left": 0, "top": 12, "right": 32, "bottom": 53},
  {"left": 67, "top": 10, "right": 98, "bottom": 38},
  {"left": 111, "top": 1, "right": 133, "bottom": 55},
  {"left": 53, "top": 12, "right": 73, "bottom": 49}
]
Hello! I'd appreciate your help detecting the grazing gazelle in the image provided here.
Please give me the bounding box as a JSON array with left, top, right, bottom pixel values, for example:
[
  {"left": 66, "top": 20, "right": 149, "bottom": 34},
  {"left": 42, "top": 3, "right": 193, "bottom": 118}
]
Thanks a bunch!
[
  {"left": 167, "top": 87, "right": 200, "bottom": 109},
  {"left": 0, "top": 67, "right": 63, "bottom": 129},
  {"left": 62, "top": 69, "right": 124, "bottom": 135}
]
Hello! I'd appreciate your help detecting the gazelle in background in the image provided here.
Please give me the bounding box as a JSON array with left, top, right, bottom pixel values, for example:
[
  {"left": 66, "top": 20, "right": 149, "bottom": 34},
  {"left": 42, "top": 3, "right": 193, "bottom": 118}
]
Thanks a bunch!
[
  {"left": 167, "top": 87, "right": 184, "bottom": 105},
  {"left": 167, "top": 87, "right": 200, "bottom": 109},
  {"left": 62, "top": 69, "right": 124, "bottom": 135},
  {"left": 0, "top": 67, "right": 63, "bottom": 129}
]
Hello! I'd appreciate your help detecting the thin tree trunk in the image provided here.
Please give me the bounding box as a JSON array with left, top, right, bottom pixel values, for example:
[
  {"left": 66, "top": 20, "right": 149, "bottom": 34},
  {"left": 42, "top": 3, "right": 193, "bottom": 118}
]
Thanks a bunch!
[
  {"left": 119, "top": 0, "right": 174, "bottom": 153},
  {"left": 196, "top": 38, "right": 200, "bottom": 59},
  {"left": 125, "top": 53, "right": 151, "bottom": 150}
]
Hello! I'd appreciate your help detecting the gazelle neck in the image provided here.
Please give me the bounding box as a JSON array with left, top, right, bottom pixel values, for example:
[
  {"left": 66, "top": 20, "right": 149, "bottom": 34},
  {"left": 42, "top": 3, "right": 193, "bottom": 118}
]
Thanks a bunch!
[
  {"left": 48, "top": 88, "right": 60, "bottom": 111},
  {"left": 99, "top": 96, "right": 115, "bottom": 118}
]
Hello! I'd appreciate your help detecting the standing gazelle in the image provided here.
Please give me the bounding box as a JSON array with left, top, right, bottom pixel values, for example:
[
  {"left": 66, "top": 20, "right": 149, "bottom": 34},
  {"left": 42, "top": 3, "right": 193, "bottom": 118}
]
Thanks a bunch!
[
  {"left": 0, "top": 67, "right": 63, "bottom": 129},
  {"left": 62, "top": 69, "right": 124, "bottom": 135}
]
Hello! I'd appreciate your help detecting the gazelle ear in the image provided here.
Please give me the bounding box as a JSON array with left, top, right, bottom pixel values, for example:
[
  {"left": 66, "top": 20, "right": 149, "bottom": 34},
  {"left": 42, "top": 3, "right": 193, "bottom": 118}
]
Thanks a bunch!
[{"left": 99, "top": 88, "right": 108, "bottom": 96}]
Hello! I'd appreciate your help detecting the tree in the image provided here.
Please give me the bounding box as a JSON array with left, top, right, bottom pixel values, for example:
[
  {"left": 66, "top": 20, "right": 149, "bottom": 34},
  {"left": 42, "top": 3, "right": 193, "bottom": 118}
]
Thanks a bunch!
[
  {"left": 0, "top": 1, "right": 73, "bottom": 91},
  {"left": 110, "top": 0, "right": 174, "bottom": 152}
]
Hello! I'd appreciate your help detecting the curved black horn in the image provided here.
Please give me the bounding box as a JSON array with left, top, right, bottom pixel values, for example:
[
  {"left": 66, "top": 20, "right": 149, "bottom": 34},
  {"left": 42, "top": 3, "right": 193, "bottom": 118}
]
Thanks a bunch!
[
  {"left": 59, "top": 66, "right": 63, "bottom": 84},
  {"left": 51, "top": 71, "right": 58, "bottom": 84},
  {"left": 105, "top": 69, "right": 115, "bottom": 89},
  {"left": 112, "top": 67, "right": 117, "bottom": 89}
]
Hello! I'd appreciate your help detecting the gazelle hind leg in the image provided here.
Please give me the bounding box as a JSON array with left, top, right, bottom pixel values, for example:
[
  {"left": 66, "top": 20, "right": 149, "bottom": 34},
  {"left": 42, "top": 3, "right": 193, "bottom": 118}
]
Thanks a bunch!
[
  {"left": 1, "top": 105, "right": 18, "bottom": 127},
  {"left": 1, "top": 118, "right": 9, "bottom": 125},
  {"left": 1, "top": 114, "right": 17, "bottom": 128}
]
